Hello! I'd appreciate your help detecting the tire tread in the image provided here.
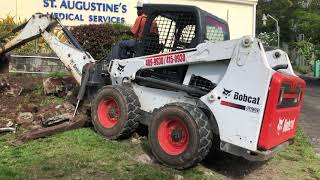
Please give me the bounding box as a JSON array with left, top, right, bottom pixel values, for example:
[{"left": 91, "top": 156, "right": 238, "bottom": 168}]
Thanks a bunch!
[
  {"left": 150, "top": 103, "right": 213, "bottom": 169},
  {"left": 92, "top": 85, "right": 141, "bottom": 139}
]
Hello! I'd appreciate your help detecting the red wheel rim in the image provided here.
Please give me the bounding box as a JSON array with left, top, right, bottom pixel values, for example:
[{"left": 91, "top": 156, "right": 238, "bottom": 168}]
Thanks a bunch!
[
  {"left": 157, "top": 116, "right": 189, "bottom": 156},
  {"left": 97, "top": 97, "right": 120, "bottom": 128}
]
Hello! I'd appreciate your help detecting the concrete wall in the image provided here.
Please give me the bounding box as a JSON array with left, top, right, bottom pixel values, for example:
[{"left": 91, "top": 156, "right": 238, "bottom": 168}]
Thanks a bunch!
[
  {"left": 9, "top": 55, "right": 67, "bottom": 73},
  {"left": 0, "top": 0, "right": 257, "bottom": 39}
]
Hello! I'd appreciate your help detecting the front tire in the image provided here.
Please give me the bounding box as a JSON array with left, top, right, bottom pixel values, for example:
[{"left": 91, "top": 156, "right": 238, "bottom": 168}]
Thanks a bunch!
[
  {"left": 149, "top": 103, "right": 213, "bottom": 169},
  {"left": 91, "top": 85, "right": 141, "bottom": 139}
]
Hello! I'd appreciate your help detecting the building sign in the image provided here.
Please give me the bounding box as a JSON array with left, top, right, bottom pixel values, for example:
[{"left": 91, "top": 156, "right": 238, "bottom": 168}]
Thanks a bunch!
[
  {"left": 0, "top": 0, "right": 257, "bottom": 39},
  {"left": 42, "top": 0, "right": 128, "bottom": 24}
]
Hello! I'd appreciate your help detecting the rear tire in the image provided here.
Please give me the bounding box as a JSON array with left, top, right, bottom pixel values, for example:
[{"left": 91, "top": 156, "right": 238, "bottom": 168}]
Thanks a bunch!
[
  {"left": 91, "top": 85, "right": 141, "bottom": 139},
  {"left": 148, "top": 103, "right": 213, "bottom": 169}
]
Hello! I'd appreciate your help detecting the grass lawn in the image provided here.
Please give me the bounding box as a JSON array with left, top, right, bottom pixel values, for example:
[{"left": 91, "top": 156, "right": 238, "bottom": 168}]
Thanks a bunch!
[{"left": 0, "top": 128, "right": 319, "bottom": 180}]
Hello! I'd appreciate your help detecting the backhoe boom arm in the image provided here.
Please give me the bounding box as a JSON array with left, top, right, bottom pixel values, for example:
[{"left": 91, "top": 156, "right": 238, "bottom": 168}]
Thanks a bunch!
[{"left": 0, "top": 13, "right": 94, "bottom": 84}]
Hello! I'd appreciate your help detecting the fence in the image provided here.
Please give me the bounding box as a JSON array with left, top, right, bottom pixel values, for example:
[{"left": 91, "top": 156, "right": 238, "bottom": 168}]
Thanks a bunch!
[{"left": 9, "top": 54, "right": 67, "bottom": 74}]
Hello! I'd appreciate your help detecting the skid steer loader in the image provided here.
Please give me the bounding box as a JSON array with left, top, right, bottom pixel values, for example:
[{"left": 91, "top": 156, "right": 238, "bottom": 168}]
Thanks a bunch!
[{"left": 0, "top": 4, "right": 305, "bottom": 169}]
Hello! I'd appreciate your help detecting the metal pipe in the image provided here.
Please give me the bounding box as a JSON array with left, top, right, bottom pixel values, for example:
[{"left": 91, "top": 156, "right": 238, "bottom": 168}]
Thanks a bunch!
[
  {"left": 267, "top": 14, "right": 280, "bottom": 48},
  {"left": 135, "top": 76, "right": 208, "bottom": 97},
  {"left": 74, "top": 64, "right": 92, "bottom": 117},
  {"left": 262, "top": 14, "right": 280, "bottom": 48},
  {"left": 10, "top": 55, "right": 59, "bottom": 59},
  {"left": 0, "top": 127, "right": 16, "bottom": 133},
  {"left": 54, "top": 18, "right": 86, "bottom": 53}
]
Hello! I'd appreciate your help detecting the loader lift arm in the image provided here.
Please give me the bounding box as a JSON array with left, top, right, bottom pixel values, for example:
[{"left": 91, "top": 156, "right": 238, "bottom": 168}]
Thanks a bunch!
[{"left": 0, "top": 13, "right": 95, "bottom": 84}]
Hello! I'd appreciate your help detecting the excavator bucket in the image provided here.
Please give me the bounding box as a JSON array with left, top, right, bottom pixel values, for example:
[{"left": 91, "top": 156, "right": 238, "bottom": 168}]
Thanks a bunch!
[{"left": 0, "top": 54, "right": 9, "bottom": 73}]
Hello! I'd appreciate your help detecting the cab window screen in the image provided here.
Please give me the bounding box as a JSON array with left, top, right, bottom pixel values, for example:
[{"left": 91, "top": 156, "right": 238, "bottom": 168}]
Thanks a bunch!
[
  {"left": 206, "top": 17, "right": 227, "bottom": 43},
  {"left": 142, "top": 12, "right": 196, "bottom": 55},
  {"left": 154, "top": 15, "right": 176, "bottom": 53},
  {"left": 180, "top": 25, "right": 196, "bottom": 44}
]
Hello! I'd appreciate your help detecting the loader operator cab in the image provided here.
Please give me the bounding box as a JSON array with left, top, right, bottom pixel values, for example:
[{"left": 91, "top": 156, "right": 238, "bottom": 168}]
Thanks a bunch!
[
  {"left": 136, "top": 4, "right": 230, "bottom": 56},
  {"left": 128, "top": 4, "right": 230, "bottom": 84}
]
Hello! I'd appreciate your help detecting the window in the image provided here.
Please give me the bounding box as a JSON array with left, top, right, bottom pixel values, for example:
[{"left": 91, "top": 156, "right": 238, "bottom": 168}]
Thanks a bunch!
[
  {"left": 154, "top": 15, "right": 177, "bottom": 53},
  {"left": 179, "top": 25, "right": 196, "bottom": 44},
  {"left": 142, "top": 12, "right": 197, "bottom": 55},
  {"left": 206, "top": 17, "right": 228, "bottom": 43}
]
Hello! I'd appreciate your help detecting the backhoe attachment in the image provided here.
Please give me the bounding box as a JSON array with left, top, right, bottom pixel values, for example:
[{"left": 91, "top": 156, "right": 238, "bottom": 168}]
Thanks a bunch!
[{"left": 0, "top": 13, "right": 94, "bottom": 83}]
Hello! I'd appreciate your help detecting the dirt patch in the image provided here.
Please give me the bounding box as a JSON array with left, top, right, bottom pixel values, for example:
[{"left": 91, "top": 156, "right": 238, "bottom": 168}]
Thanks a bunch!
[
  {"left": 0, "top": 73, "right": 86, "bottom": 137},
  {"left": 0, "top": 73, "right": 44, "bottom": 121}
]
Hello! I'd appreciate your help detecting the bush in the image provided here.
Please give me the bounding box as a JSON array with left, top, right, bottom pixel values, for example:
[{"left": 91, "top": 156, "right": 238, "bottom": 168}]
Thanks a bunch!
[
  {"left": 257, "top": 32, "right": 278, "bottom": 48},
  {"left": 0, "top": 15, "right": 16, "bottom": 38},
  {"left": 293, "top": 65, "right": 312, "bottom": 75},
  {"left": 71, "top": 23, "right": 131, "bottom": 60},
  {"left": 1, "top": 16, "right": 131, "bottom": 57}
]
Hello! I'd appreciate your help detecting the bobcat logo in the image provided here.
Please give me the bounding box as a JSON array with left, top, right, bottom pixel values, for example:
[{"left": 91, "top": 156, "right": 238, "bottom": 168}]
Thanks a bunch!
[
  {"left": 277, "top": 118, "right": 284, "bottom": 132},
  {"left": 223, "top": 88, "right": 232, "bottom": 98},
  {"left": 117, "top": 64, "right": 126, "bottom": 74},
  {"left": 277, "top": 118, "right": 295, "bottom": 134}
]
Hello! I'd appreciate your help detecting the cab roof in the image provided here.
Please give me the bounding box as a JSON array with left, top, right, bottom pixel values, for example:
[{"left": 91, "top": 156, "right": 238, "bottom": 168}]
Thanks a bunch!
[{"left": 143, "top": 4, "right": 228, "bottom": 27}]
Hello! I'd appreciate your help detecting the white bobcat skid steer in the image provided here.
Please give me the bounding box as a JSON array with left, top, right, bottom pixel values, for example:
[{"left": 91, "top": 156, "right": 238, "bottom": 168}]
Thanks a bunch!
[
  {"left": 0, "top": 4, "right": 305, "bottom": 170},
  {"left": 90, "top": 4, "right": 306, "bottom": 169}
]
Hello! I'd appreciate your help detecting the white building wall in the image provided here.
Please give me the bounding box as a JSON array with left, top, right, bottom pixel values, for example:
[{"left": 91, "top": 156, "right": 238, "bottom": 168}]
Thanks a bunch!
[{"left": 0, "top": 0, "right": 257, "bottom": 39}]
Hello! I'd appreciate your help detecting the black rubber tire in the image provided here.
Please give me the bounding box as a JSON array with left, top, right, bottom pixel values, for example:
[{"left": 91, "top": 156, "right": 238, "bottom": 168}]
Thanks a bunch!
[
  {"left": 91, "top": 85, "right": 141, "bottom": 139},
  {"left": 148, "top": 103, "right": 213, "bottom": 169}
]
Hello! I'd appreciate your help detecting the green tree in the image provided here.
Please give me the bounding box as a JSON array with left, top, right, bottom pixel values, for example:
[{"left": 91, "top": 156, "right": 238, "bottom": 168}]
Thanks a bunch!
[
  {"left": 308, "top": 0, "right": 320, "bottom": 10},
  {"left": 290, "top": 7, "right": 320, "bottom": 45},
  {"left": 256, "top": 0, "right": 295, "bottom": 42},
  {"left": 257, "top": 0, "right": 320, "bottom": 46}
]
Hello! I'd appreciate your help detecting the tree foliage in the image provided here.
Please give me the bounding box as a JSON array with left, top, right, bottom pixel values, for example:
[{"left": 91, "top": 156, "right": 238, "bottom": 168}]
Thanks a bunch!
[
  {"left": 291, "top": 9, "right": 320, "bottom": 45},
  {"left": 256, "top": 0, "right": 320, "bottom": 46},
  {"left": 256, "top": 0, "right": 295, "bottom": 42},
  {"left": 290, "top": 40, "right": 315, "bottom": 63},
  {"left": 257, "top": 32, "right": 278, "bottom": 47},
  {"left": 0, "top": 15, "right": 16, "bottom": 37}
]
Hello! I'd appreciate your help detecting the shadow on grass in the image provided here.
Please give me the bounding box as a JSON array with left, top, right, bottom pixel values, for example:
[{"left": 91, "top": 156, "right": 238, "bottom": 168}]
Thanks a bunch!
[
  {"left": 201, "top": 150, "right": 265, "bottom": 179},
  {"left": 137, "top": 127, "right": 265, "bottom": 179},
  {"left": 88, "top": 123, "right": 271, "bottom": 179}
]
